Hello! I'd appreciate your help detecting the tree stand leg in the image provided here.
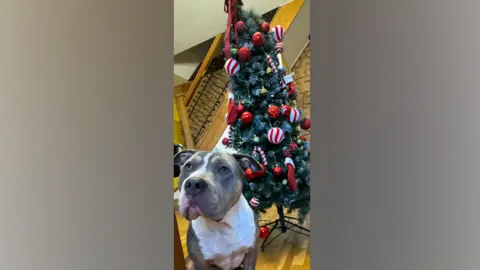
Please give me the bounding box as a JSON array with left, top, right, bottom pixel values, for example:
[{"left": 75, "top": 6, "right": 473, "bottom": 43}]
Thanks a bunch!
[{"left": 260, "top": 203, "right": 310, "bottom": 252}]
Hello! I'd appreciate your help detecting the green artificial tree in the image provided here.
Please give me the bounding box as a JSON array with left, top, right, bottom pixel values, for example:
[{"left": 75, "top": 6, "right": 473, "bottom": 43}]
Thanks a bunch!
[{"left": 221, "top": 1, "right": 311, "bottom": 224}]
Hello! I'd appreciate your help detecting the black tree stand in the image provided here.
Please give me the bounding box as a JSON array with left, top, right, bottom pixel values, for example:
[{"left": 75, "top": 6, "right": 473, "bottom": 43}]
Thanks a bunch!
[{"left": 260, "top": 202, "right": 310, "bottom": 252}]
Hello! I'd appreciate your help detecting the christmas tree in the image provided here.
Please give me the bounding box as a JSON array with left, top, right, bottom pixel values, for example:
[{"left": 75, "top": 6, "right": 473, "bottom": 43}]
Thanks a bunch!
[{"left": 222, "top": 1, "right": 311, "bottom": 223}]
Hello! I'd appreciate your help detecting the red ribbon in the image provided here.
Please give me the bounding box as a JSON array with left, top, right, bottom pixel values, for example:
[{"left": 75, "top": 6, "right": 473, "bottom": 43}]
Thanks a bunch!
[{"left": 224, "top": 0, "right": 240, "bottom": 59}]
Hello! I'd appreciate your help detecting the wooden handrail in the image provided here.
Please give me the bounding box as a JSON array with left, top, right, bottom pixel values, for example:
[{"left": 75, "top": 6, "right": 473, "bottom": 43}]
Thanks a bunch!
[
  {"left": 270, "top": 0, "right": 305, "bottom": 31},
  {"left": 174, "top": 83, "right": 195, "bottom": 149},
  {"left": 183, "top": 33, "right": 224, "bottom": 107}
]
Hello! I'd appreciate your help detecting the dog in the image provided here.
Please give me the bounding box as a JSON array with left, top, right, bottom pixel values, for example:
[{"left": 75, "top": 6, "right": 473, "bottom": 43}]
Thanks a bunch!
[{"left": 174, "top": 149, "right": 260, "bottom": 270}]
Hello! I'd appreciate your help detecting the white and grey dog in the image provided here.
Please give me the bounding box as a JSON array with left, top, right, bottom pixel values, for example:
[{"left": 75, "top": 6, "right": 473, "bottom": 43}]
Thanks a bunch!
[{"left": 174, "top": 150, "right": 260, "bottom": 270}]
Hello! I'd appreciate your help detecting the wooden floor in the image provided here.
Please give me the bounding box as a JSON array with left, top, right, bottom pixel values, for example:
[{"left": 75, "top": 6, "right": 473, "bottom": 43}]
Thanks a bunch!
[{"left": 175, "top": 205, "right": 310, "bottom": 270}]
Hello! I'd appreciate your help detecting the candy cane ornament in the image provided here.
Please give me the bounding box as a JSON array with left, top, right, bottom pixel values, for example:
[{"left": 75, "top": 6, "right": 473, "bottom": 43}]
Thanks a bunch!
[
  {"left": 266, "top": 54, "right": 278, "bottom": 74},
  {"left": 252, "top": 146, "right": 268, "bottom": 165},
  {"left": 250, "top": 197, "right": 259, "bottom": 208},
  {"left": 258, "top": 147, "right": 267, "bottom": 165}
]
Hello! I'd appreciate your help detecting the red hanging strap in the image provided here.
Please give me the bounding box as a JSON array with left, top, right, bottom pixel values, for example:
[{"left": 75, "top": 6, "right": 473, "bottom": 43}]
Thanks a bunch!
[{"left": 224, "top": 0, "right": 240, "bottom": 59}]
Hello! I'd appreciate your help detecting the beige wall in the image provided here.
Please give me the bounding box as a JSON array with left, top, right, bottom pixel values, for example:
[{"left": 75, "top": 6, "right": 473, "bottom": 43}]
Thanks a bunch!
[
  {"left": 283, "top": 0, "right": 310, "bottom": 66},
  {"left": 174, "top": 0, "right": 292, "bottom": 55}
]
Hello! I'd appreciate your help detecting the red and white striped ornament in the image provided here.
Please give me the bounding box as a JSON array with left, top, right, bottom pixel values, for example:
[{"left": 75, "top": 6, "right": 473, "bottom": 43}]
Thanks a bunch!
[
  {"left": 266, "top": 54, "right": 278, "bottom": 74},
  {"left": 275, "top": 43, "right": 284, "bottom": 54},
  {"left": 267, "top": 127, "right": 285, "bottom": 144},
  {"left": 224, "top": 58, "right": 240, "bottom": 76},
  {"left": 252, "top": 146, "right": 268, "bottom": 165},
  {"left": 250, "top": 197, "right": 259, "bottom": 208},
  {"left": 272, "top": 25, "right": 286, "bottom": 69},
  {"left": 289, "top": 108, "right": 300, "bottom": 123},
  {"left": 272, "top": 25, "right": 285, "bottom": 43}
]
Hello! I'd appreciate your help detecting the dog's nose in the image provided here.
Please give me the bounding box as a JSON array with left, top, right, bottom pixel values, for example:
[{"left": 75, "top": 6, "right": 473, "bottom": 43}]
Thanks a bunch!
[{"left": 183, "top": 178, "right": 208, "bottom": 195}]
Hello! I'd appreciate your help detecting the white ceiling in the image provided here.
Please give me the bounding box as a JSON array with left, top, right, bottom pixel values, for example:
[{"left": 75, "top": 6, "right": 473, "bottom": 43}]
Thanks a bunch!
[{"left": 174, "top": 0, "right": 292, "bottom": 55}]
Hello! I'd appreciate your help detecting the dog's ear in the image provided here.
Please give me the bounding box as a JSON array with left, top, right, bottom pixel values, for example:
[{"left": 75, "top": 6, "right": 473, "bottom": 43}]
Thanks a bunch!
[
  {"left": 174, "top": 150, "right": 197, "bottom": 167},
  {"left": 233, "top": 153, "right": 263, "bottom": 172},
  {"left": 174, "top": 150, "right": 197, "bottom": 177}
]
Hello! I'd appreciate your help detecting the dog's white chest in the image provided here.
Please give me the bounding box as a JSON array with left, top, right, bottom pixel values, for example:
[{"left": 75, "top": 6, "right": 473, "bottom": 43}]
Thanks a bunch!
[{"left": 192, "top": 196, "right": 256, "bottom": 270}]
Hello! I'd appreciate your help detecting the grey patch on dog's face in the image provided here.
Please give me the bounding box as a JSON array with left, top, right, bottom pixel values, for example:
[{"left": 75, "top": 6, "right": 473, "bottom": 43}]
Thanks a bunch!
[{"left": 177, "top": 151, "right": 244, "bottom": 221}]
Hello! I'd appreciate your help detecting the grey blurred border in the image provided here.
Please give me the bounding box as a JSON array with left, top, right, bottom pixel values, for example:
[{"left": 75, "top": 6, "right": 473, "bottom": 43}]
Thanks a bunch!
[
  {"left": 0, "top": 0, "right": 172, "bottom": 269},
  {"left": 313, "top": 0, "right": 480, "bottom": 269}
]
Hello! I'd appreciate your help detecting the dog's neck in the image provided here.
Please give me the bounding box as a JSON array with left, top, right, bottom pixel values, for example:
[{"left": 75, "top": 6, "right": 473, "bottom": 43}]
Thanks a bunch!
[
  {"left": 195, "top": 194, "right": 251, "bottom": 229},
  {"left": 191, "top": 194, "right": 256, "bottom": 264}
]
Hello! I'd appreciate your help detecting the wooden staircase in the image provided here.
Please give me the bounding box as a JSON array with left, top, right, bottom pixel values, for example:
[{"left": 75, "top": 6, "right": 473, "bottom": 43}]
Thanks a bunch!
[{"left": 174, "top": 0, "right": 308, "bottom": 151}]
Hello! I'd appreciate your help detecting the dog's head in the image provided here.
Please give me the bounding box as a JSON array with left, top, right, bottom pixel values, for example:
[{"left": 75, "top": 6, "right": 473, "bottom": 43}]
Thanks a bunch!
[{"left": 174, "top": 150, "right": 262, "bottom": 221}]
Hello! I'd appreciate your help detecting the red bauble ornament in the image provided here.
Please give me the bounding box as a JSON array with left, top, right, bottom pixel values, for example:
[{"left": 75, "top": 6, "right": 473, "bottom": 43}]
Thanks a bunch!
[
  {"left": 281, "top": 104, "right": 291, "bottom": 116},
  {"left": 222, "top": 137, "right": 229, "bottom": 145},
  {"left": 261, "top": 22, "right": 270, "bottom": 32},
  {"left": 268, "top": 105, "right": 280, "bottom": 119},
  {"left": 245, "top": 168, "right": 255, "bottom": 180},
  {"left": 241, "top": 111, "right": 254, "bottom": 125},
  {"left": 252, "top": 32, "right": 264, "bottom": 47},
  {"left": 237, "top": 103, "right": 245, "bottom": 114},
  {"left": 273, "top": 166, "right": 283, "bottom": 177},
  {"left": 236, "top": 21, "right": 245, "bottom": 32},
  {"left": 301, "top": 118, "right": 311, "bottom": 130},
  {"left": 289, "top": 142, "right": 298, "bottom": 152},
  {"left": 299, "top": 135, "right": 307, "bottom": 141},
  {"left": 238, "top": 47, "right": 251, "bottom": 62},
  {"left": 259, "top": 226, "right": 270, "bottom": 239}
]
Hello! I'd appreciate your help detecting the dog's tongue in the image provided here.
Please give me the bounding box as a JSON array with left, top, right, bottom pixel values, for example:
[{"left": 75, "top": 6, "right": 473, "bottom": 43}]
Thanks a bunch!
[{"left": 187, "top": 205, "right": 202, "bottom": 220}]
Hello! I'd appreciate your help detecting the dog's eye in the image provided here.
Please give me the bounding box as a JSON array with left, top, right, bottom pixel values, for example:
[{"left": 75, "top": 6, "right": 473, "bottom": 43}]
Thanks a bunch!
[
  {"left": 185, "top": 163, "right": 192, "bottom": 170},
  {"left": 219, "top": 166, "right": 229, "bottom": 173}
]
